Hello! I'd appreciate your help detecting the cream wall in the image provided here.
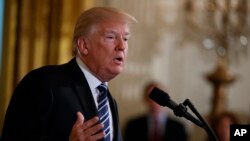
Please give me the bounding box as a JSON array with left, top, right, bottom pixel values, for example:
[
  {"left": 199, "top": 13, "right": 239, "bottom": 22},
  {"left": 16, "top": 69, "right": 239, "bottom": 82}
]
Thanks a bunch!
[{"left": 95, "top": 0, "right": 250, "bottom": 140}]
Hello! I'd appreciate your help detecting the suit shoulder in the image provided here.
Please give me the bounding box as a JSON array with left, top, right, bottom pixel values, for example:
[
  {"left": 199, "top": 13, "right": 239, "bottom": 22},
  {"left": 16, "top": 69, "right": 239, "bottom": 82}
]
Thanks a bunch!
[
  {"left": 127, "top": 115, "right": 147, "bottom": 123},
  {"left": 125, "top": 114, "right": 148, "bottom": 128},
  {"left": 168, "top": 117, "right": 185, "bottom": 126},
  {"left": 22, "top": 64, "right": 63, "bottom": 81},
  {"left": 18, "top": 60, "right": 75, "bottom": 89}
]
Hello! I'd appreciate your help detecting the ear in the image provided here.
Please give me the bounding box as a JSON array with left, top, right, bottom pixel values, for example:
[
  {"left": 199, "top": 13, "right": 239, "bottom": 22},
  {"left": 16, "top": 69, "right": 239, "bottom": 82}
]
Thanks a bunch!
[{"left": 77, "top": 37, "right": 89, "bottom": 55}]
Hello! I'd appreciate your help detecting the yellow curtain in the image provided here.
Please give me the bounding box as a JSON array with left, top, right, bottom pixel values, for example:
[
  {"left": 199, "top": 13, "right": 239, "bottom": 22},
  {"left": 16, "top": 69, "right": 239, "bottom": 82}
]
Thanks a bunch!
[{"left": 0, "top": 0, "right": 94, "bottom": 137}]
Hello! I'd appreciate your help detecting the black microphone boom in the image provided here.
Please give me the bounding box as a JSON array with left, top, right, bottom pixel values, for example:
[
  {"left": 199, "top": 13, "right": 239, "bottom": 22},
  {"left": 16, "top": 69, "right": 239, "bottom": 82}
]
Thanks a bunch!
[
  {"left": 149, "top": 87, "right": 218, "bottom": 141},
  {"left": 149, "top": 87, "right": 204, "bottom": 128}
]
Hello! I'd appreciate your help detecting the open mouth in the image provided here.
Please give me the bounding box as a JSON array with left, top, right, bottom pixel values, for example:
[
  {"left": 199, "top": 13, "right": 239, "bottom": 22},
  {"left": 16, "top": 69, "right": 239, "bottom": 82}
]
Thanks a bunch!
[{"left": 114, "top": 57, "right": 123, "bottom": 62}]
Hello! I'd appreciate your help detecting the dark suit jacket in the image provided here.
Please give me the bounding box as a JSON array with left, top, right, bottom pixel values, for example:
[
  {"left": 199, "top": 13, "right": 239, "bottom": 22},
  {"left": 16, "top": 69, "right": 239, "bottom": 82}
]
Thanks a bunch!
[
  {"left": 124, "top": 114, "right": 188, "bottom": 141},
  {"left": 1, "top": 58, "right": 123, "bottom": 141}
]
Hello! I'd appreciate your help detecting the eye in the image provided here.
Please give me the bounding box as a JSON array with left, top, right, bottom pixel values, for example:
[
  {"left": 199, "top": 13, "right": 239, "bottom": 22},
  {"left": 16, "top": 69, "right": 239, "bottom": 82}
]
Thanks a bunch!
[
  {"left": 123, "top": 37, "right": 129, "bottom": 42},
  {"left": 105, "top": 33, "right": 116, "bottom": 40},
  {"left": 107, "top": 36, "right": 115, "bottom": 39}
]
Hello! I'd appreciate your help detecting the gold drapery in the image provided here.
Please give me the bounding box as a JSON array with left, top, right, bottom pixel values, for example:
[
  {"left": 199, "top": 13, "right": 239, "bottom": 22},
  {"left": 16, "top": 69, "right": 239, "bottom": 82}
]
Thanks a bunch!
[{"left": 0, "top": 0, "right": 94, "bottom": 137}]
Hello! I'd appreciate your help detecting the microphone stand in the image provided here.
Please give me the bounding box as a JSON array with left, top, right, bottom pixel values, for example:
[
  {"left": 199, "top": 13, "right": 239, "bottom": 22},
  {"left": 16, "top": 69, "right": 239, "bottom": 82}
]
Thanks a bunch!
[{"left": 173, "top": 99, "right": 218, "bottom": 141}]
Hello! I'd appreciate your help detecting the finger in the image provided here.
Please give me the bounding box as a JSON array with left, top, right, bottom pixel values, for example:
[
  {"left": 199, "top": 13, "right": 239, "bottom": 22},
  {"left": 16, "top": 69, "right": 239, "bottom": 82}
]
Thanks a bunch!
[
  {"left": 84, "top": 122, "right": 104, "bottom": 137},
  {"left": 74, "top": 112, "right": 85, "bottom": 128},
  {"left": 82, "top": 116, "right": 99, "bottom": 130},
  {"left": 69, "top": 112, "right": 85, "bottom": 141},
  {"left": 85, "top": 130, "right": 105, "bottom": 141}
]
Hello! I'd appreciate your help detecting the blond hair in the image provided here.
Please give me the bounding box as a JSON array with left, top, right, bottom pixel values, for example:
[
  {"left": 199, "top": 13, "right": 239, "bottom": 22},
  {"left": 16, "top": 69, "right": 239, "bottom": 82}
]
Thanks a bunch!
[{"left": 72, "top": 7, "right": 137, "bottom": 55}]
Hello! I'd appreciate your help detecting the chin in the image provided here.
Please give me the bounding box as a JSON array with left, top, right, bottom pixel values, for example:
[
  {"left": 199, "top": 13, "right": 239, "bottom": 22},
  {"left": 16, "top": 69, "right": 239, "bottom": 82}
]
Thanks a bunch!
[
  {"left": 114, "top": 66, "right": 124, "bottom": 72},
  {"left": 110, "top": 69, "right": 123, "bottom": 76},
  {"left": 113, "top": 70, "right": 123, "bottom": 75}
]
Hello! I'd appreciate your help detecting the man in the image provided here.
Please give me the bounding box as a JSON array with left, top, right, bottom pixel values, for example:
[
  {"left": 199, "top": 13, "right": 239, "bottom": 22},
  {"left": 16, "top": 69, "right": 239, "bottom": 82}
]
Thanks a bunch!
[
  {"left": 124, "top": 82, "right": 188, "bottom": 141},
  {"left": 1, "top": 7, "right": 136, "bottom": 141}
]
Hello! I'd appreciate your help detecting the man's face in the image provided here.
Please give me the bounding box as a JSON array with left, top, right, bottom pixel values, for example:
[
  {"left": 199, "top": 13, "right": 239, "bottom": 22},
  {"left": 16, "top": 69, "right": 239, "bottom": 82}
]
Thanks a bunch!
[{"left": 84, "top": 20, "right": 130, "bottom": 82}]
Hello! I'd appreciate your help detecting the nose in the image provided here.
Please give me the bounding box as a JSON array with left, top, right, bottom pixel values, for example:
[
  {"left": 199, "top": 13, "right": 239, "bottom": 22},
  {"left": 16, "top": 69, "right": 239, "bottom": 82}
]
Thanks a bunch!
[{"left": 115, "top": 37, "right": 126, "bottom": 51}]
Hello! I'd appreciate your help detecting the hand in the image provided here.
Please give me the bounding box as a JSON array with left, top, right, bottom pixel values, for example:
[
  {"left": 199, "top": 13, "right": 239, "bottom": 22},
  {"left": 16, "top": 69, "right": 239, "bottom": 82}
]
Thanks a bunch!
[{"left": 69, "top": 112, "right": 105, "bottom": 141}]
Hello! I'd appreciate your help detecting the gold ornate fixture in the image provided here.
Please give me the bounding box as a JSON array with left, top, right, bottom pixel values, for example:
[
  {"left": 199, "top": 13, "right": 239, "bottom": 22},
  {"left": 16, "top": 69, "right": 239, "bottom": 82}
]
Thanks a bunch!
[{"left": 181, "top": 0, "right": 249, "bottom": 117}]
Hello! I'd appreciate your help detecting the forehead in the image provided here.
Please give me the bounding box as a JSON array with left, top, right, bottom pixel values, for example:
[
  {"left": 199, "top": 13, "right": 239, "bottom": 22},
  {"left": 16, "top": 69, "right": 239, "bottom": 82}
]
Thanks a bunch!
[{"left": 96, "top": 20, "right": 130, "bottom": 34}]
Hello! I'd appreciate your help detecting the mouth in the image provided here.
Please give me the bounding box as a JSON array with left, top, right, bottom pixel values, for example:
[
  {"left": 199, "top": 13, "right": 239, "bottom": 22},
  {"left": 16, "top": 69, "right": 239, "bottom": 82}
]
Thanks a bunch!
[{"left": 113, "top": 56, "right": 123, "bottom": 63}]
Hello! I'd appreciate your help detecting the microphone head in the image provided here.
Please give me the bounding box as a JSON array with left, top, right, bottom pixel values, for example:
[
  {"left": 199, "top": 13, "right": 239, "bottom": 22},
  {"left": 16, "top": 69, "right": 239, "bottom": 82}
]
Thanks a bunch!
[
  {"left": 149, "top": 87, "right": 170, "bottom": 106},
  {"left": 149, "top": 87, "right": 176, "bottom": 110}
]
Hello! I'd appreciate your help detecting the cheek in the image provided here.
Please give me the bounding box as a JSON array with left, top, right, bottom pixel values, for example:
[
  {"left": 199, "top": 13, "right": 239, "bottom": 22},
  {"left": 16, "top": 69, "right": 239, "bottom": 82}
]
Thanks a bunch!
[{"left": 124, "top": 48, "right": 128, "bottom": 56}]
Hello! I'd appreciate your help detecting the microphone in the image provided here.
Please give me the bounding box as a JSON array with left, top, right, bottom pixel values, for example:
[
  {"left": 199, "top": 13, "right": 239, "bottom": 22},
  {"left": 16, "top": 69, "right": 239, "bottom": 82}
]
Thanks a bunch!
[
  {"left": 149, "top": 87, "right": 177, "bottom": 108},
  {"left": 149, "top": 87, "right": 204, "bottom": 128}
]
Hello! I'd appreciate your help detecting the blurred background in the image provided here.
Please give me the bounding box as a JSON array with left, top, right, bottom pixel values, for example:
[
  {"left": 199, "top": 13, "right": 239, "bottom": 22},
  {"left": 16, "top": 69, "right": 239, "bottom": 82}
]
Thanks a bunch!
[{"left": 0, "top": 0, "right": 250, "bottom": 140}]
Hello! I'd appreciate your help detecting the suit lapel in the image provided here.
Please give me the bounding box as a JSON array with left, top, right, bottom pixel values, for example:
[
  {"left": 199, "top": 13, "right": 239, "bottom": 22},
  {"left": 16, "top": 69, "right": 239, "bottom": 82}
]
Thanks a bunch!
[
  {"left": 74, "top": 85, "right": 98, "bottom": 120},
  {"left": 67, "top": 58, "right": 98, "bottom": 120},
  {"left": 107, "top": 90, "right": 122, "bottom": 141}
]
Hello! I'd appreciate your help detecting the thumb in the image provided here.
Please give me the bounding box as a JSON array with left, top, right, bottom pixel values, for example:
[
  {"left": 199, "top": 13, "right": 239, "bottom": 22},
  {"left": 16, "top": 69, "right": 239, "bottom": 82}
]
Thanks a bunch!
[{"left": 74, "top": 112, "right": 85, "bottom": 127}]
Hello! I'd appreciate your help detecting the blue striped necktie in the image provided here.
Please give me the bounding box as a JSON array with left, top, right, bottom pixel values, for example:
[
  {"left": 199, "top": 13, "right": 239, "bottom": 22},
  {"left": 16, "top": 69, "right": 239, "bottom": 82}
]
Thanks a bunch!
[{"left": 97, "top": 83, "right": 111, "bottom": 141}]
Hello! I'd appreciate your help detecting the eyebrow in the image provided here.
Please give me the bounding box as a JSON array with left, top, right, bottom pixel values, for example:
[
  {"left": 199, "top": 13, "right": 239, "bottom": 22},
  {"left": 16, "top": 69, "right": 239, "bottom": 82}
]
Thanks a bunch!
[{"left": 105, "top": 30, "right": 130, "bottom": 36}]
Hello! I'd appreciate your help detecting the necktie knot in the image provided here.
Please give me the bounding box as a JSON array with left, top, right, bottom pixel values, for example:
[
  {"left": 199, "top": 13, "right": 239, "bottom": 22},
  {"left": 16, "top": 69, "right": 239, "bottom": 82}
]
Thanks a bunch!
[{"left": 97, "top": 83, "right": 107, "bottom": 95}]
